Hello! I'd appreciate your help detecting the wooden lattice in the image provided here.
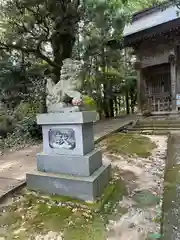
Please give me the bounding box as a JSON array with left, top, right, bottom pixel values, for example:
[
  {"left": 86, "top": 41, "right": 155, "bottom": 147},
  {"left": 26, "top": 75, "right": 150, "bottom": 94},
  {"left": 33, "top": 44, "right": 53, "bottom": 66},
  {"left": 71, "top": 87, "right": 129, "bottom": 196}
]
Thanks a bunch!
[{"left": 143, "top": 63, "right": 171, "bottom": 112}]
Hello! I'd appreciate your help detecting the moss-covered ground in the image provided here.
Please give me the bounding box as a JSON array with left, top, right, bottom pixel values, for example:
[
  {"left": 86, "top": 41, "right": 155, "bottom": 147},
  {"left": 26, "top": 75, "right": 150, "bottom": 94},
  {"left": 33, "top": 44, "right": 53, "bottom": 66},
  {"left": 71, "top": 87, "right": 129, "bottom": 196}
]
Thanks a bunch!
[
  {"left": 105, "top": 133, "right": 156, "bottom": 158},
  {"left": 0, "top": 171, "right": 127, "bottom": 240},
  {"left": 0, "top": 133, "right": 157, "bottom": 239}
]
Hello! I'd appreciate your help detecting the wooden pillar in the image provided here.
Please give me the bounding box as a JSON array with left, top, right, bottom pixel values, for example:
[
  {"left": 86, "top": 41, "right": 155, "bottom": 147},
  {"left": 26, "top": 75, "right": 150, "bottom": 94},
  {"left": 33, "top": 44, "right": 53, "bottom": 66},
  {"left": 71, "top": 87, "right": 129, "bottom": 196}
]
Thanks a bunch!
[
  {"left": 176, "top": 46, "right": 180, "bottom": 94},
  {"left": 134, "top": 60, "right": 142, "bottom": 114},
  {"left": 169, "top": 50, "right": 177, "bottom": 112},
  {"left": 176, "top": 46, "right": 180, "bottom": 111}
]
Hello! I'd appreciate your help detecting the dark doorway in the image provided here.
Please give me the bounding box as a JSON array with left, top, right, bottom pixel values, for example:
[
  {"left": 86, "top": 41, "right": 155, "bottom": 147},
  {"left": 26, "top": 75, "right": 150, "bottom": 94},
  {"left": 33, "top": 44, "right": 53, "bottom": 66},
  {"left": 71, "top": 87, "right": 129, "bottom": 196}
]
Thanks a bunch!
[{"left": 143, "top": 63, "right": 171, "bottom": 112}]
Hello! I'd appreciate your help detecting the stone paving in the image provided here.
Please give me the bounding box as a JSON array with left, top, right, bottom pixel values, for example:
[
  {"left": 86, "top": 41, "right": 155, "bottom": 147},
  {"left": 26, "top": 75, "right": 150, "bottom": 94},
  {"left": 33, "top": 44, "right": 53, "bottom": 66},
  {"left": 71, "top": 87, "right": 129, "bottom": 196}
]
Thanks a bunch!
[{"left": 0, "top": 115, "right": 135, "bottom": 200}]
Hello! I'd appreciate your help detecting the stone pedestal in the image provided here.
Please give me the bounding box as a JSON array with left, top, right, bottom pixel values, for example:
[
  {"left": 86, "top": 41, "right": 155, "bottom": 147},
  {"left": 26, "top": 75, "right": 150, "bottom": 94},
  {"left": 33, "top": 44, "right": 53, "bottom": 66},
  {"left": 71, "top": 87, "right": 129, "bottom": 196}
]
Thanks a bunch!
[{"left": 26, "top": 111, "right": 111, "bottom": 201}]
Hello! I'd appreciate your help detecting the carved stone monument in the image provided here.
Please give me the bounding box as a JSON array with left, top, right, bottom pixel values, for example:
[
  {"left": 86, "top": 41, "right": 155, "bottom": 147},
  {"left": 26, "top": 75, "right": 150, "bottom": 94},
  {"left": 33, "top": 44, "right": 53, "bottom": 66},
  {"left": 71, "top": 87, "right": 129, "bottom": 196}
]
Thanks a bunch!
[
  {"left": 26, "top": 59, "right": 111, "bottom": 201},
  {"left": 46, "top": 58, "right": 83, "bottom": 113}
]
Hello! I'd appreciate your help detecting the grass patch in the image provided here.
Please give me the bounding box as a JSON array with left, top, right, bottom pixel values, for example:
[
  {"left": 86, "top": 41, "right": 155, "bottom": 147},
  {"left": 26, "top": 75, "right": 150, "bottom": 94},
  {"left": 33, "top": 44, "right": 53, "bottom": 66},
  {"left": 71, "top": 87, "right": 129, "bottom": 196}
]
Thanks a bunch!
[
  {"left": 105, "top": 133, "right": 156, "bottom": 158},
  {"left": 64, "top": 216, "right": 106, "bottom": 240},
  {"left": 0, "top": 174, "right": 127, "bottom": 239}
]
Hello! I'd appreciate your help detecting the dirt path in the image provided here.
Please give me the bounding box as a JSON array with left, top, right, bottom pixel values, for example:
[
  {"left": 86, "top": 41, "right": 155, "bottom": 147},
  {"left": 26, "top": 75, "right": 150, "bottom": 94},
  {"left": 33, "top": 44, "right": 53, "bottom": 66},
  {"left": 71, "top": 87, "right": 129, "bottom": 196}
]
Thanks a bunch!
[
  {"left": 0, "top": 116, "right": 135, "bottom": 200},
  {"left": 106, "top": 135, "right": 167, "bottom": 240}
]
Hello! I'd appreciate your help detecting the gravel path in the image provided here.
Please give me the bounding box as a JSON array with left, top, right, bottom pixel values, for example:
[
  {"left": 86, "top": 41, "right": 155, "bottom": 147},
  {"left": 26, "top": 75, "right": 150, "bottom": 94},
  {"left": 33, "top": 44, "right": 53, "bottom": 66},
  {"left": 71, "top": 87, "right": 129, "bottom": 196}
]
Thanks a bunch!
[{"left": 106, "top": 135, "right": 167, "bottom": 240}]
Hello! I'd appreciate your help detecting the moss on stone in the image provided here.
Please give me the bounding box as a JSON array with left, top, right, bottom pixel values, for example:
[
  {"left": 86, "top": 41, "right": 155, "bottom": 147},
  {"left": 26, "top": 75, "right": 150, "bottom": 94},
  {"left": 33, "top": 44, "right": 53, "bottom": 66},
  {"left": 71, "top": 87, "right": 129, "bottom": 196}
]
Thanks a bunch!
[
  {"left": 0, "top": 175, "right": 127, "bottom": 239},
  {"left": 105, "top": 133, "right": 156, "bottom": 158},
  {"left": 37, "top": 176, "right": 127, "bottom": 214}
]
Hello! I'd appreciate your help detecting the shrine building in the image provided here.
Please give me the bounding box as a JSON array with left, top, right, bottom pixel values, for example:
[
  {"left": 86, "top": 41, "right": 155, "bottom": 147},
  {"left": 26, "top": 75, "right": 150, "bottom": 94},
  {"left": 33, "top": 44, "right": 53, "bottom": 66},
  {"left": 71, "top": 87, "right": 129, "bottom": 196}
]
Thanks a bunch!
[{"left": 124, "top": 2, "right": 180, "bottom": 114}]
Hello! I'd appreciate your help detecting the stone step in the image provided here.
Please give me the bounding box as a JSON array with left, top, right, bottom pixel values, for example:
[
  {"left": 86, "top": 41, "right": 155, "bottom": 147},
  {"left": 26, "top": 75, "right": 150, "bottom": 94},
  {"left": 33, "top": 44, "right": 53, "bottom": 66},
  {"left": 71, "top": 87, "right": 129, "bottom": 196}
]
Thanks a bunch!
[
  {"left": 27, "top": 163, "right": 111, "bottom": 202},
  {"left": 137, "top": 120, "right": 180, "bottom": 125},
  {"left": 136, "top": 122, "right": 180, "bottom": 126},
  {"left": 136, "top": 124, "right": 180, "bottom": 128},
  {"left": 127, "top": 128, "right": 180, "bottom": 135},
  {"left": 133, "top": 126, "right": 180, "bottom": 130}
]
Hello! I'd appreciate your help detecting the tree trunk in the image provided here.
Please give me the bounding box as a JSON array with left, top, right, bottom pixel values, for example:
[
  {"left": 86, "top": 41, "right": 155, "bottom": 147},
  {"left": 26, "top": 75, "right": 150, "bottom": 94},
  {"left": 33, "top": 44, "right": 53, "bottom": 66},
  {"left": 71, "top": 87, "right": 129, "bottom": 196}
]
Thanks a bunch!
[
  {"left": 103, "top": 100, "right": 110, "bottom": 118},
  {"left": 103, "top": 84, "right": 110, "bottom": 119},
  {"left": 49, "top": 0, "right": 80, "bottom": 83},
  {"left": 51, "top": 32, "right": 76, "bottom": 83},
  {"left": 130, "top": 91, "right": 137, "bottom": 114},
  {"left": 114, "top": 96, "right": 118, "bottom": 117},
  {"left": 42, "top": 86, "right": 47, "bottom": 113},
  {"left": 130, "top": 92, "right": 134, "bottom": 113},
  {"left": 125, "top": 90, "right": 130, "bottom": 115},
  {"left": 118, "top": 97, "right": 121, "bottom": 114},
  {"left": 109, "top": 98, "right": 114, "bottom": 118}
]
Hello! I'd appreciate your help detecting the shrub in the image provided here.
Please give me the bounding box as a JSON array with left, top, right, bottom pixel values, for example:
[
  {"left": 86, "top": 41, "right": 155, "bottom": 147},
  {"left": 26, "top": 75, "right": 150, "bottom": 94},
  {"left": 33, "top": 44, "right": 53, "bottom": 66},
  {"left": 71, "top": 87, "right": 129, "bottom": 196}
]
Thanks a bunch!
[
  {"left": 83, "top": 96, "right": 97, "bottom": 111},
  {"left": 0, "top": 114, "right": 15, "bottom": 137},
  {"left": 3, "top": 116, "right": 42, "bottom": 151},
  {"left": 15, "top": 116, "right": 42, "bottom": 140},
  {"left": 14, "top": 101, "right": 43, "bottom": 121},
  {"left": 1, "top": 102, "right": 43, "bottom": 151}
]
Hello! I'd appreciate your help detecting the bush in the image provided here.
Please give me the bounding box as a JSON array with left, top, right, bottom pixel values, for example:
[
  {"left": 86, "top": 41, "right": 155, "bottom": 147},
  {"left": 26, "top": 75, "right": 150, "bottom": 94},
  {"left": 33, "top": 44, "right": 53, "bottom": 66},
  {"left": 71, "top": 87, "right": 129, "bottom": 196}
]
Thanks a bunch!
[
  {"left": 3, "top": 116, "right": 42, "bottom": 152},
  {"left": 1, "top": 102, "right": 43, "bottom": 152},
  {"left": 15, "top": 116, "right": 42, "bottom": 140},
  {"left": 83, "top": 96, "right": 97, "bottom": 111},
  {"left": 12, "top": 101, "right": 43, "bottom": 140},
  {"left": 14, "top": 101, "right": 43, "bottom": 121},
  {"left": 0, "top": 114, "right": 15, "bottom": 137}
]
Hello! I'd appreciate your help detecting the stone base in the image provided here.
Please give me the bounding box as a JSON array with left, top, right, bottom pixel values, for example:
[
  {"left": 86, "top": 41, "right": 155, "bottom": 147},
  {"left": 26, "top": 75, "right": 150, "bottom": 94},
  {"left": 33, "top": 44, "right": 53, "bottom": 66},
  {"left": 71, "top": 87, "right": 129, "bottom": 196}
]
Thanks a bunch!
[
  {"left": 26, "top": 164, "right": 111, "bottom": 202},
  {"left": 169, "top": 110, "right": 179, "bottom": 118},
  {"left": 37, "top": 111, "right": 97, "bottom": 125},
  {"left": 37, "top": 150, "right": 102, "bottom": 177},
  {"left": 151, "top": 111, "right": 179, "bottom": 117}
]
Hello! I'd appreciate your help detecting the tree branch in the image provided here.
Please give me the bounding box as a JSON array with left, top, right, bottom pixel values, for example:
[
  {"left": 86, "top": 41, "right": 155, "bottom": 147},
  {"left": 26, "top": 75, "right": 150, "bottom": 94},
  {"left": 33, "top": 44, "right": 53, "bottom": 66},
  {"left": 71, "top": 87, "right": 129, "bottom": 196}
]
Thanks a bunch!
[
  {"left": 0, "top": 42, "right": 60, "bottom": 69},
  {"left": 0, "top": 42, "right": 37, "bottom": 54}
]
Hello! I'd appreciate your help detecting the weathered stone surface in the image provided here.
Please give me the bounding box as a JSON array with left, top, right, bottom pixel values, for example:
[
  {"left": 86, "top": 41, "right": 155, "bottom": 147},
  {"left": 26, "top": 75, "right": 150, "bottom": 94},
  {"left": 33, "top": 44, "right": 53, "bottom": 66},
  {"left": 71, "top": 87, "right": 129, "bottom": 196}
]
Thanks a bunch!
[
  {"left": 27, "top": 163, "right": 111, "bottom": 201},
  {"left": 46, "top": 58, "right": 82, "bottom": 112},
  {"left": 37, "top": 111, "right": 97, "bottom": 125},
  {"left": 42, "top": 123, "right": 94, "bottom": 156},
  {"left": 27, "top": 111, "right": 113, "bottom": 202},
  {"left": 0, "top": 177, "right": 24, "bottom": 198},
  {"left": 0, "top": 116, "right": 134, "bottom": 201},
  {"left": 37, "top": 150, "right": 102, "bottom": 177}
]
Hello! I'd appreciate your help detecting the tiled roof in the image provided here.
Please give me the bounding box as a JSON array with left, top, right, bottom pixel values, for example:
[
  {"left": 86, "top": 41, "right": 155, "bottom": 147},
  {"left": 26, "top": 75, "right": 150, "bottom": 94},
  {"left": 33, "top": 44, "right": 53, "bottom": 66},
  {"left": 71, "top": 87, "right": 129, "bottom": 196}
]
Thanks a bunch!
[{"left": 123, "top": 4, "right": 179, "bottom": 37}]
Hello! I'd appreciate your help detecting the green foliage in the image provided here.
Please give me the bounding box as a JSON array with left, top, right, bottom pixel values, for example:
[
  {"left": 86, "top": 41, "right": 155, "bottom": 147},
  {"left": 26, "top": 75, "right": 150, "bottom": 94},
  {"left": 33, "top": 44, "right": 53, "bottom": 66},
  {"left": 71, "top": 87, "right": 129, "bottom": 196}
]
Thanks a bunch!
[
  {"left": 3, "top": 116, "right": 42, "bottom": 152},
  {"left": 127, "top": 0, "right": 164, "bottom": 12},
  {"left": 15, "top": 117, "right": 42, "bottom": 140},
  {"left": 0, "top": 170, "right": 127, "bottom": 239},
  {"left": 83, "top": 96, "right": 97, "bottom": 110},
  {"left": 1, "top": 100, "right": 44, "bottom": 151},
  {"left": 0, "top": 0, "right": 82, "bottom": 82},
  {"left": 0, "top": 52, "right": 47, "bottom": 110},
  {"left": 14, "top": 101, "right": 43, "bottom": 121},
  {"left": 0, "top": 114, "right": 15, "bottom": 137},
  {"left": 78, "top": 0, "right": 139, "bottom": 118},
  {"left": 0, "top": 0, "right": 163, "bottom": 149}
]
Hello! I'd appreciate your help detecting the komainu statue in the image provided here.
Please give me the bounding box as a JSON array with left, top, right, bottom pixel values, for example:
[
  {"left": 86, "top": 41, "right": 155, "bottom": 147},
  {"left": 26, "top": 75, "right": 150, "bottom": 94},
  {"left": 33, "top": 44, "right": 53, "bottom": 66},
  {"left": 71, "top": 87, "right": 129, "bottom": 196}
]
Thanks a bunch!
[{"left": 46, "top": 58, "right": 83, "bottom": 113}]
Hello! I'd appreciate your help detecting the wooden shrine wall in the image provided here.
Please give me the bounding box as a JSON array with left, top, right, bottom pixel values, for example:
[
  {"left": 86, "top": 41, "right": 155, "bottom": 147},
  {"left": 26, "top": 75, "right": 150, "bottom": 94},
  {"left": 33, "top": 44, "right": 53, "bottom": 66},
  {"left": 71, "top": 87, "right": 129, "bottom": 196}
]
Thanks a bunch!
[{"left": 137, "top": 42, "right": 173, "bottom": 69}]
